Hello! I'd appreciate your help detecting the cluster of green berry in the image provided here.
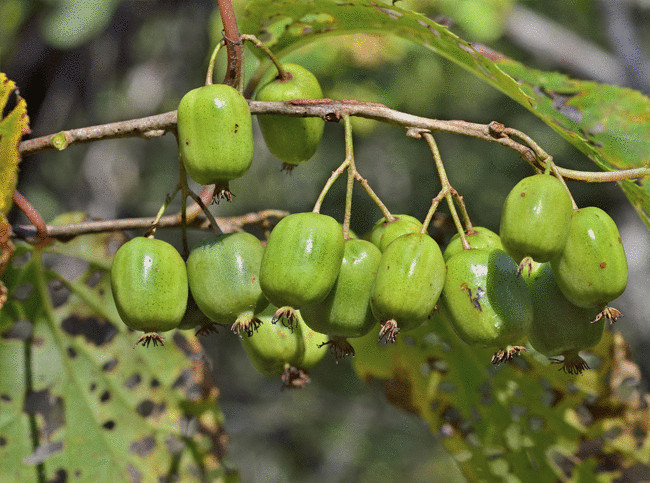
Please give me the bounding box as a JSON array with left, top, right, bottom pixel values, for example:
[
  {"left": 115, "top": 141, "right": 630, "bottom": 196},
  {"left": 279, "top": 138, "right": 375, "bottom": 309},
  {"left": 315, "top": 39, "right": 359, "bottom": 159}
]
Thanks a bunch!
[
  {"left": 440, "top": 173, "right": 627, "bottom": 373},
  {"left": 110, "top": 53, "right": 629, "bottom": 382}
]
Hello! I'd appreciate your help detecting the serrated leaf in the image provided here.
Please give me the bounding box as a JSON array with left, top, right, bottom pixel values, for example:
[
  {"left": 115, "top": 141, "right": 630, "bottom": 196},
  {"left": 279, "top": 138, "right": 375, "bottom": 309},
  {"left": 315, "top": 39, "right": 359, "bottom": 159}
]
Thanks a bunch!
[
  {"left": 241, "top": 0, "right": 650, "bottom": 228},
  {"left": 495, "top": 61, "right": 650, "bottom": 228},
  {"left": 0, "top": 226, "right": 229, "bottom": 481},
  {"left": 352, "top": 313, "right": 649, "bottom": 481},
  {"left": 0, "top": 72, "right": 30, "bottom": 216}
]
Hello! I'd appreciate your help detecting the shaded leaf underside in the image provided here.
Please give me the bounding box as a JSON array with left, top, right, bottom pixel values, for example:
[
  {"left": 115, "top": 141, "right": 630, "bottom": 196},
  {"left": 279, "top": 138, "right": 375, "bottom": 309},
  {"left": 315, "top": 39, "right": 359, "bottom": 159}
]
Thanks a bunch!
[{"left": 352, "top": 314, "right": 650, "bottom": 481}]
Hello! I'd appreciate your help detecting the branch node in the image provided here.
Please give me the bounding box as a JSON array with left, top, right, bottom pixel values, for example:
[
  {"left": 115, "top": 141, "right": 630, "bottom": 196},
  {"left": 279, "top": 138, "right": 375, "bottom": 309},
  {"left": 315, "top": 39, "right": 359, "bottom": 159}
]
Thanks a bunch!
[
  {"left": 142, "top": 129, "right": 166, "bottom": 138},
  {"left": 406, "top": 127, "right": 428, "bottom": 139},
  {"left": 488, "top": 121, "right": 507, "bottom": 138}
]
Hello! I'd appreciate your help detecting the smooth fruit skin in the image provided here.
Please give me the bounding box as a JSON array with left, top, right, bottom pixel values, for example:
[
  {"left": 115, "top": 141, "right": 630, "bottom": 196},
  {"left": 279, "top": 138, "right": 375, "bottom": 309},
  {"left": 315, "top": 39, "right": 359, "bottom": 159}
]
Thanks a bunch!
[
  {"left": 256, "top": 63, "right": 324, "bottom": 165},
  {"left": 527, "top": 263, "right": 604, "bottom": 357},
  {"left": 241, "top": 306, "right": 327, "bottom": 376},
  {"left": 186, "top": 232, "right": 268, "bottom": 324},
  {"left": 499, "top": 174, "right": 573, "bottom": 262},
  {"left": 241, "top": 306, "right": 303, "bottom": 376},
  {"left": 111, "top": 237, "right": 188, "bottom": 333},
  {"left": 370, "top": 233, "right": 445, "bottom": 331},
  {"left": 299, "top": 318, "right": 329, "bottom": 369},
  {"left": 366, "top": 214, "right": 422, "bottom": 252},
  {"left": 177, "top": 84, "right": 254, "bottom": 185},
  {"left": 300, "top": 239, "right": 382, "bottom": 338},
  {"left": 551, "top": 206, "right": 628, "bottom": 308},
  {"left": 442, "top": 248, "right": 532, "bottom": 347},
  {"left": 259, "top": 212, "right": 345, "bottom": 308},
  {"left": 443, "top": 226, "right": 504, "bottom": 261}
]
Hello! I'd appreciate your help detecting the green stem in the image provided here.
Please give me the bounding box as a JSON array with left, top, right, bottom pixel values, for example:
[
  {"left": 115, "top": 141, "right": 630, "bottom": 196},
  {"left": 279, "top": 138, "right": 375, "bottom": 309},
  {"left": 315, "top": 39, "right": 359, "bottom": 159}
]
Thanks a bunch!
[
  {"left": 453, "top": 192, "right": 474, "bottom": 233},
  {"left": 29, "top": 250, "right": 58, "bottom": 482},
  {"left": 342, "top": 116, "right": 355, "bottom": 239},
  {"left": 23, "top": 317, "right": 46, "bottom": 482},
  {"left": 421, "top": 132, "right": 468, "bottom": 248},
  {"left": 353, "top": 172, "right": 393, "bottom": 222},
  {"left": 205, "top": 41, "right": 225, "bottom": 86},
  {"left": 548, "top": 158, "right": 579, "bottom": 210},
  {"left": 145, "top": 186, "right": 181, "bottom": 239},
  {"left": 240, "top": 34, "right": 289, "bottom": 80},
  {"left": 177, "top": 155, "right": 189, "bottom": 255},
  {"left": 312, "top": 159, "right": 350, "bottom": 214},
  {"left": 187, "top": 191, "right": 222, "bottom": 235},
  {"left": 421, "top": 190, "right": 446, "bottom": 234},
  {"left": 177, "top": 156, "right": 222, "bottom": 236},
  {"left": 504, "top": 127, "right": 551, "bottom": 168}
]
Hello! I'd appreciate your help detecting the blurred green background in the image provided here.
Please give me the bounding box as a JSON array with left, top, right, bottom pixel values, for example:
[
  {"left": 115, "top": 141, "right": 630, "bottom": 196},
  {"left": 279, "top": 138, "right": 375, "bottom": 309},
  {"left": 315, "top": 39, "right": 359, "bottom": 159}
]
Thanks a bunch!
[{"left": 3, "top": 0, "right": 649, "bottom": 480}]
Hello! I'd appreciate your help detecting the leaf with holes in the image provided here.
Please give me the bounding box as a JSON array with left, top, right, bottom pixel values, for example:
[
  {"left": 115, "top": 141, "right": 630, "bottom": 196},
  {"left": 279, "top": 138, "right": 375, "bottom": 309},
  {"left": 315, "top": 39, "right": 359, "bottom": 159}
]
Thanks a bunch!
[
  {"left": 242, "top": 0, "right": 650, "bottom": 228},
  {"left": 352, "top": 311, "right": 650, "bottom": 481},
  {"left": 0, "top": 225, "right": 231, "bottom": 481}
]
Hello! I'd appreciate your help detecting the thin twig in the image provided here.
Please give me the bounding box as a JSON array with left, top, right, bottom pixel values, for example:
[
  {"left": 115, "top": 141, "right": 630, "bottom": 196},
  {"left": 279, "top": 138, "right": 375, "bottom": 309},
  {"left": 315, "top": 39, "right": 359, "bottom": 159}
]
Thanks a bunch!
[
  {"left": 10, "top": 209, "right": 290, "bottom": 243},
  {"left": 17, "top": 101, "right": 650, "bottom": 183},
  {"left": 12, "top": 190, "right": 49, "bottom": 244},
  {"left": 421, "top": 132, "right": 468, "bottom": 249}
]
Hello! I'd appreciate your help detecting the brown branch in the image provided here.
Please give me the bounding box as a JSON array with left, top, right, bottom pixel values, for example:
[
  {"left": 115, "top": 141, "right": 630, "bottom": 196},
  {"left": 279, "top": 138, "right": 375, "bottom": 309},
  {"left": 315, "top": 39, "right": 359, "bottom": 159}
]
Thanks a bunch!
[
  {"left": 17, "top": 100, "right": 650, "bottom": 183},
  {"left": 12, "top": 190, "right": 49, "bottom": 244},
  {"left": 218, "top": 0, "right": 243, "bottom": 87},
  {"left": 19, "top": 110, "right": 177, "bottom": 157},
  {"left": 11, "top": 209, "right": 290, "bottom": 243}
]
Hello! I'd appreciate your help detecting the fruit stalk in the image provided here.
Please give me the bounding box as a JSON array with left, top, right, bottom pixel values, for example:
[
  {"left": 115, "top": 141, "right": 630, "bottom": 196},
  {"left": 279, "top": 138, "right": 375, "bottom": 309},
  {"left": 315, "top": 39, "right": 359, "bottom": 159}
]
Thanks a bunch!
[
  {"left": 421, "top": 132, "right": 468, "bottom": 248},
  {"left": 177, "top": 153, "right": 223, "bottom": 242},
  {"left": 240, "top": 34, "right": 289, "bottom": 80},
  {"left": 312, "top": 158, "right": 349, "bottom": 214},
  {"left": 353, "top": 172, "right": 394, "bottom": 222},
  {"left": 145, "top": 185, "right": 180, "bottom": 239},
  {"left": 204, "top": 41, "right": 225, "bottom": 86},
  {"left": 342, "top": 116, "right": 355, "bottom": 240}
]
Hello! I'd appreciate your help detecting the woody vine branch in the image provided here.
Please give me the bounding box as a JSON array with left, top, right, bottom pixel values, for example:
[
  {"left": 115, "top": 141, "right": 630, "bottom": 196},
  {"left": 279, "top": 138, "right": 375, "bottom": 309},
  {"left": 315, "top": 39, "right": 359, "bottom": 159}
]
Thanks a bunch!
[{"left": 18, "top": 100, "right": 649, "bottom": 184}]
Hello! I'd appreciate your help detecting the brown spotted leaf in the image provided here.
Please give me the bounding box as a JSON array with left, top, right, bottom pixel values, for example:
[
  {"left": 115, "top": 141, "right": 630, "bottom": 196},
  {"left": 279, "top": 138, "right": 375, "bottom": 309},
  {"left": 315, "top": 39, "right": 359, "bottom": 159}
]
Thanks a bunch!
[
  {"left": 0, "top": 226, "right": 230, "bottom": 481},
  {"left": 242, "top": 0, "right": 650, "bottom": 228},
  {"left": 0, "top": 73, "right": 30, "bottom": 216},
  {"left": 352, "top": 313, "right": 650, "bottom": 481}
]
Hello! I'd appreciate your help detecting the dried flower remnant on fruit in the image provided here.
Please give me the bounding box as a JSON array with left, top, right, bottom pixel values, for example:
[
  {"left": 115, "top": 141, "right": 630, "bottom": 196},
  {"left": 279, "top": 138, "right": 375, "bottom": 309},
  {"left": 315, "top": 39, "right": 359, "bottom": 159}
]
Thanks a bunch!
[
  {"left": 281, "top": 366, "right": 311, "bottom": 389},
  {"left": 318, "top": 338, "right": 356, "bottom": 359},
  {"left": 272, "top": 306, "right": 300, "bottom": 331},
  {"left": 231, "top": 317, "right": 263, "bottom": 337},
  {"left": 136, "top": 333, "right": 166, "bottom": 348},
  {"left": 491, "top": 345, "right": 527, "bottom": 365},
  {"left": 592, "top": 306, "right": 623, "bottom": 325},
  {"left": 378, "top": 320, "right": 400, "bottom": 344}
]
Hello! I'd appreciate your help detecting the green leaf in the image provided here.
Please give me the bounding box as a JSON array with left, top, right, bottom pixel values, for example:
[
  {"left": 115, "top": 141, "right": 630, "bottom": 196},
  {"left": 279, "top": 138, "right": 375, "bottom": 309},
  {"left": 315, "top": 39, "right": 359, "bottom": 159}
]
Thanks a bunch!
[
  {"left": 241, "top": 0, "right": 650, "bottom": 228},
  {"left": 0, "top": 72, "right": 30, "bottom": 216},
  {"left": 0, "top": 226, "right": 230, "bottom": 481},
  {"left": 352, "top": 313, "right": 650, "bottom": 480},
  {"left": 496, "top": 61, "right": 650, "bottom": 228}
]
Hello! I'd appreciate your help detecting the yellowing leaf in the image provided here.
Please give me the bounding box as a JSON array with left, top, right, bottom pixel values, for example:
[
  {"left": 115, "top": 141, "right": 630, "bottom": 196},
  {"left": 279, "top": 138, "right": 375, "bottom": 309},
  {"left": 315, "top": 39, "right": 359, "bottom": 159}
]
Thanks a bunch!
[{"left": 0, "top": 72, "right": 30, "bottom": 215}]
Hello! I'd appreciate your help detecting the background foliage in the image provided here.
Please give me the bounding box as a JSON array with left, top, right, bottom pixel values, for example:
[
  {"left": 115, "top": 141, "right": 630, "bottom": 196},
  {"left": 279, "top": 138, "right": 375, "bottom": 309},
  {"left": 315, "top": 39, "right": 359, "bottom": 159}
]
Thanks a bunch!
[{"left": 1, "top": 0, "right": 649, "bottom": 480}]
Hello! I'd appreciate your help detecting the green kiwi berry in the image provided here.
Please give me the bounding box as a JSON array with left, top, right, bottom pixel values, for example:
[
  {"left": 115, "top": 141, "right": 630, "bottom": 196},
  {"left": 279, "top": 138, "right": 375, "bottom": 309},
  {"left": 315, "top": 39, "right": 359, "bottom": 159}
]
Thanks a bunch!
[{"left": 255, "top": 63, "right": 324, "bottom": 166}]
